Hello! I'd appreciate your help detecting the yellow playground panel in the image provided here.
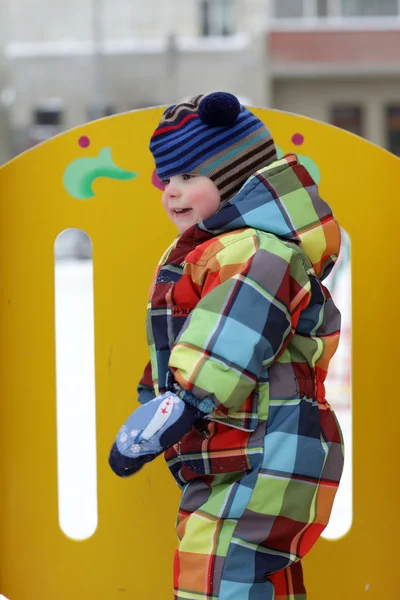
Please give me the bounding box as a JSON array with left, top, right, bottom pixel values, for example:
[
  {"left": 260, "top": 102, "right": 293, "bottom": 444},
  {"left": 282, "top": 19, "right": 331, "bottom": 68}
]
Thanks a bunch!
[{"left": 0, "top": 106, "right": 398, "bottom": 599}]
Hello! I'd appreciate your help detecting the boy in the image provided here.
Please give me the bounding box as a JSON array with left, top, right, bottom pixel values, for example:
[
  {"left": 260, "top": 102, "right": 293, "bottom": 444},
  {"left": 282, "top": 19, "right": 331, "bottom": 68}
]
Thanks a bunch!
[{"left": 109, "top": 92, "right": 344, "bottom": 599}]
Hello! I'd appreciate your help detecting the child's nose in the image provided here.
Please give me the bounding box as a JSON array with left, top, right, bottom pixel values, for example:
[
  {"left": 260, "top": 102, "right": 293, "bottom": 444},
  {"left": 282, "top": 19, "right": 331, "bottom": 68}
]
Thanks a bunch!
[{"left": 167, "top": 182, "right": 181, "bottom": 199}]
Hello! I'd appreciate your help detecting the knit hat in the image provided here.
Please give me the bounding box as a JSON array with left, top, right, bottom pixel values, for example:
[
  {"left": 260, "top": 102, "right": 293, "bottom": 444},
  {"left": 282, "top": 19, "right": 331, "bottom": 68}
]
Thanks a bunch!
[{"left": 150, "top": 92, "right": 277, "bottom": 202}]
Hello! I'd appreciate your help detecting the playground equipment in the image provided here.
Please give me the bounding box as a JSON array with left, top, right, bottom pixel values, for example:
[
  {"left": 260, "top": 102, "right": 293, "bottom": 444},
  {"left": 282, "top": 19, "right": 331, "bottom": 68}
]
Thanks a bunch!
[{"left": 0, "top": 106, "right": 398, "bottom": 598}]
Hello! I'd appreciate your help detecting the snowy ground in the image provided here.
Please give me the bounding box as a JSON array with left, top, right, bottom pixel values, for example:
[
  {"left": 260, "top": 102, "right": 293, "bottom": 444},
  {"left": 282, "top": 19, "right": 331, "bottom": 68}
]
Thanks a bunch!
[
  {"left": 54, "top": 259, "right": 97, "bottom": 540},
  {"left": 54, "top": 257, "right": 352, "bottom": 541}
]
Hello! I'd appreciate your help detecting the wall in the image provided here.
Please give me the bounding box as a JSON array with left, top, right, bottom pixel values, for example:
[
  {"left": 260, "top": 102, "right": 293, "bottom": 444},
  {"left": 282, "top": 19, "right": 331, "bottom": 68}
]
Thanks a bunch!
[
  {"left": 272, "top": 76, "right": 400, "bottom": 148},
  {"left": 0, "top": 0, "right": 270, "bottom": 143},
  {"left": 7, "top": 33, "right": 269, "bottom": 131}
]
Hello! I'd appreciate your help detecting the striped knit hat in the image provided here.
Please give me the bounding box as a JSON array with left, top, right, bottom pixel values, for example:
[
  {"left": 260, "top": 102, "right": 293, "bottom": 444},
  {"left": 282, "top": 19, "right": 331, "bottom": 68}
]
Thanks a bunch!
[{"left": 150, "top": 92, "right": 277, "bottom": 202}]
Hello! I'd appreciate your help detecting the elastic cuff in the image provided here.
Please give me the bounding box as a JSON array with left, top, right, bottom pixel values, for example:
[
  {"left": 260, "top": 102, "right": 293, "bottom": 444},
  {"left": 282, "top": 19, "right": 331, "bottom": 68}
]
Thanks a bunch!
[
  {"left": 173, "top": 385, "right": 215, "bottom": 415},
  {"left": 137, "top": 386, "right": 156, "bottom": 405}
]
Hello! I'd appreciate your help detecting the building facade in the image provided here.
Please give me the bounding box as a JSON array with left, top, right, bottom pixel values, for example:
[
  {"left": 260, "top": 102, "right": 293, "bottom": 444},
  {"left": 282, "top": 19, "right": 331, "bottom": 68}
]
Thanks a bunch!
[
  {"left": 0, "top": 0, "right": 270, "bottom": 159},
  {"left": 269, "top": 0, "right": 400, "bottom": 154},
  {"left": 1, "top": 0, "right": 400, "bottom": 162}
]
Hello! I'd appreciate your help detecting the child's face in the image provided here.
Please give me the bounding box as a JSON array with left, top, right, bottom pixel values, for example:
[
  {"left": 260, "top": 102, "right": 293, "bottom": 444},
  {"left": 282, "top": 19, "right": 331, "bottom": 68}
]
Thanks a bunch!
[{"left": 161, "top": 174, "right": 221, "bottom": 233}]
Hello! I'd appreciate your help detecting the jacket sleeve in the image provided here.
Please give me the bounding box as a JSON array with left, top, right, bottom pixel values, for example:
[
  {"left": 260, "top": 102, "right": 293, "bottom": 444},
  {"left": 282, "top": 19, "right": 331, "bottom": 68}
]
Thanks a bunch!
[
  {"left": 168, "top": 233, "right": 311, "bottom": 413},
  {"left": 137, "top": 361, "right": 156, "bottom": 404}
]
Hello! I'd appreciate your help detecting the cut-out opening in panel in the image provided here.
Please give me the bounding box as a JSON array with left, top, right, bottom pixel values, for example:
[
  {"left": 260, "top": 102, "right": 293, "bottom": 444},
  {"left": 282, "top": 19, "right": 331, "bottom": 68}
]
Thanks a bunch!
[
  {"left": 54, "top": 228, "right": 98, "bottom": 540},
  {"left": 323, "top": 228, "right": 352, "bottom": 540}
]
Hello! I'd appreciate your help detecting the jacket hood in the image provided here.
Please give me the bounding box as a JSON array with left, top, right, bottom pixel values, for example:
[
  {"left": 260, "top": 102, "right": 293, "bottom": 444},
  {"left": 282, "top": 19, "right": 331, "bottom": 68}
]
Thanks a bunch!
[{"left": 201, "top": 153, "right": 341, "bottom": 280}]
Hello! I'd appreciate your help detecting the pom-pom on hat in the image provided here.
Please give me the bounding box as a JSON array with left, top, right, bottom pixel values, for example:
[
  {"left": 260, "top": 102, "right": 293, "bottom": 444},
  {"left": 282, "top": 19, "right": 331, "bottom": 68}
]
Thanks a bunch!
[
  {"left": 198, "top": 92, "right": 241, "bottom": 127},
  {"left": 150, "top": 92, "right": 277, "bottom": 202}
]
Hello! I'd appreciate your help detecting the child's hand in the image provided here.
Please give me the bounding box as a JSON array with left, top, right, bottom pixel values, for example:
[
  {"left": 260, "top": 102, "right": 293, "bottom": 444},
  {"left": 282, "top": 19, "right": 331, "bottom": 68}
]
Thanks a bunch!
[{"left": 108, "top": 392, "right": 204, "bottom": 477}]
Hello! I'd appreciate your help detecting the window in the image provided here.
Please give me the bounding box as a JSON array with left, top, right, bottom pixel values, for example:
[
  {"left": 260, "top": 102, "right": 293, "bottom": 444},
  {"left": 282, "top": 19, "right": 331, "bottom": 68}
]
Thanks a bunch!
[
  {"left": 200, "top": 0, "right": 235, "bottom": 36},
  {"left": 275, "top": 0, "right": 305, "bottom": 18},
  {"left": 330, "top": 105, "right": 364, "bottom": 137},
  {"left": 341, "top": 0, "right": 398, "bottom": 16},
  {"left": 87, "top": 104, "right": 116, "bottom": 121},
  {"left": 34, "top": 99, "right": 64, "bottom": 126},
  {"left": 28, "top": 98, "right": 64, "bottom": 147},
  {"left": 386, "top": 106, "right": 400, "bottom": 157},
  {"left": 273, "top": 0, "right": 400, "bottom": 19},
  {"left": 317, "top": 0, "right": 329, "bottom": 17}
]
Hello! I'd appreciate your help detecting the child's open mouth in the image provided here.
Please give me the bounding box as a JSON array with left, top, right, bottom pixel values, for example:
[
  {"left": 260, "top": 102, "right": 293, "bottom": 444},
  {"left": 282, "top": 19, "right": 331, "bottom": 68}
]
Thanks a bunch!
[{"left": 173, "top": 208, "right": 192, "bottom": 214}]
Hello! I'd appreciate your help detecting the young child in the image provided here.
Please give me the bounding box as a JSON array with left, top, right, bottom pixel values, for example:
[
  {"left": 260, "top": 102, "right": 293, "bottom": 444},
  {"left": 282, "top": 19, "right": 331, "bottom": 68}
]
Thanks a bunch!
[{"left": 109, "top": 92, "right": 344, "bottom": 600}]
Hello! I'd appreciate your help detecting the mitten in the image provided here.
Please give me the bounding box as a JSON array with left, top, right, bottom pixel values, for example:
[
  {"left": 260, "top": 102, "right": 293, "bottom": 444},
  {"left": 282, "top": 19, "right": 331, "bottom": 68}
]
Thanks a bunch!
[{"left": 109, "top": 391, "right": 210, "bottom": 477}]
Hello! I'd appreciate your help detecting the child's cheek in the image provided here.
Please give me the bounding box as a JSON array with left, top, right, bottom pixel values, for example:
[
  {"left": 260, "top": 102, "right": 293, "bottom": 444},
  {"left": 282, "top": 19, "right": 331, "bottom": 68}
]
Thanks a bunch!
[
  {"left": 161, "top": 194, "right": 169, "bottom": 212},
  {"left": 191, "top": 190, "right": 205, "bottom": 209}
]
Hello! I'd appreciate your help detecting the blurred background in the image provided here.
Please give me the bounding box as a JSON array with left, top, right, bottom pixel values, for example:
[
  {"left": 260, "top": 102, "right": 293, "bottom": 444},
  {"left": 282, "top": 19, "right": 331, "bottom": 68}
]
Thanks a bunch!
[
  {"left": 1, "top": 0, "right": 400, "bottom": 164},
  {"left": 2, "top": 0, "right": 394, "bottom": 541}
]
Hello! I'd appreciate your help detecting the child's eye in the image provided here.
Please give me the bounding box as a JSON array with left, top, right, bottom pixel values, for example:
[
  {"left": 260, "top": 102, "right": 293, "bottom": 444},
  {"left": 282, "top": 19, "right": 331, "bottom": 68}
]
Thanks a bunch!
[
  {"left": 161, "top": 178, "right": 170, "bottom": 186},
  {"left": 182, "top": 174, "right": 195, "bottom": 180}
]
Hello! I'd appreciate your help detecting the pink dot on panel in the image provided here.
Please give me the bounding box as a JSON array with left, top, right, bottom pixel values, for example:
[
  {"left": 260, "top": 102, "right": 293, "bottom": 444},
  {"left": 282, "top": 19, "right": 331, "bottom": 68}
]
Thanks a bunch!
[
  {"left": 291, "top": 133, "right": 304, "bottom": 146},
  {"left": 152, "top": 169, "right": 165, "bottom": 191},
  {"left": 79, "top": 136, "right": 90, "bottom": 148}
]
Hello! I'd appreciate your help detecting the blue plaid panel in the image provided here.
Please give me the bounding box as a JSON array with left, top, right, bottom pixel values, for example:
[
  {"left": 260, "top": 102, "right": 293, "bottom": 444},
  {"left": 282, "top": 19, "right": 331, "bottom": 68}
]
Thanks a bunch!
[
  {"left": 210, "top": 316, "right": 264, "bottom": 372},
  {"left": 267, "top": 402, "right": 301, "bottom": 435},
  {"left": 297, "top": 398, "right": 321, "bottom": 439},
  {"left": 294, "top": 436, "right": 326, "bottom": 479},
  {"left": 229, "top": 195, "right": 294, "bottom": 239},
  {"left": 225, "top": 280, "right": 272, "bottom": 331},
  {"left": 261, "top": 302, "right": 292, "bottom": 364},
  {"left": 220, "top": 541, "right": 257, "bottom": 583},
  {"left": 218, "top": 579, "right": 274, "bottom": 600},
  {"left": 221, "top": 540, "right": 289, "bottom": 583},
  {"left": 226, "top": 478, "right": 258, "bottom": 520},
  {"left": 262, "top": 431, "right": 298, "bottom": 474}
]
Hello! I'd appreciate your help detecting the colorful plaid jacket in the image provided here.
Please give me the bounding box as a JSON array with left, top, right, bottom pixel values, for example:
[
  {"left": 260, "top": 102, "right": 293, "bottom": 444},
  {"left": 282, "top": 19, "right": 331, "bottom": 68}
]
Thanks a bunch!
[{"left": 139, "top": 153, "right": 341, "bottom": 433}]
